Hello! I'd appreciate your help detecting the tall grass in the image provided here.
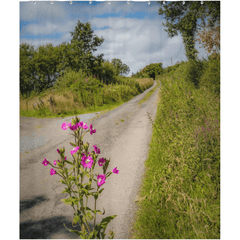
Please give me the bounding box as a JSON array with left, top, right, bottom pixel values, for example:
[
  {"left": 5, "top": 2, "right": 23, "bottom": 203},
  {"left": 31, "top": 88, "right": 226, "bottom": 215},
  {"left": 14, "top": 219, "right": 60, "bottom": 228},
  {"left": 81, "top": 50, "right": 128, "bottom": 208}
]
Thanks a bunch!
[
  {"left": 20, "top": 71, "right": 154, "bottom": 118},
  {"left": 131, "top": 60, "right": 220, "bottom": 239}
]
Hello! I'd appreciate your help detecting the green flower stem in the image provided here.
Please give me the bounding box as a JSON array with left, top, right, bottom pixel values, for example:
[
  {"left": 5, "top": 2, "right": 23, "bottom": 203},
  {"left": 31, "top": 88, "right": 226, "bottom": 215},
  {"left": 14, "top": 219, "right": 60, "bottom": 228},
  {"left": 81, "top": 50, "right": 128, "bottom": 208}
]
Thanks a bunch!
[
  {"left": 85, "top": 219, "right": 91, "bottom": 234},
  {"left": 48, "top": 162, "right": 61, "bottom": 169},
  {"left": 94, "top": 187, "right": 99, "bottom": 227}
]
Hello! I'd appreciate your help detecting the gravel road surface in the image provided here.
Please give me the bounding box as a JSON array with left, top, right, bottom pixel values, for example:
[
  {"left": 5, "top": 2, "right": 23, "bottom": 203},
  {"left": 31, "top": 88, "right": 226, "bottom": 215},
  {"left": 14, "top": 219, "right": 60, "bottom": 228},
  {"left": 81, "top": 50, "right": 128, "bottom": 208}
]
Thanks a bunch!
[{"left": 20, "top": 81, "right": 160, "bottom": 239}]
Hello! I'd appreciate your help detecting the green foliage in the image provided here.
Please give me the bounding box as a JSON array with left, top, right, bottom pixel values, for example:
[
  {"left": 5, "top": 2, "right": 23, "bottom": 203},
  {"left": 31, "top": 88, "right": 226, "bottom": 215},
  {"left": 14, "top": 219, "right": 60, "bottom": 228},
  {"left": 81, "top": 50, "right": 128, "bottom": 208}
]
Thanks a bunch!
[
  {"left": 20, "top": 21, "right": 105, "bottom": 97},
  {"left": 184, "top": 59, "right": 204, "bottom": 87},
  {"left": 32, "top": 43, "right": 61, "bottom": 93},
  {"left": 132, "top": 63, "right": 164, "bottom": 79},
  {"left": 111, "top": 58, "right": 130, "bottom": 76},
  {"left": 200, "top": 54, "right": 220, "bottom": 94},
  {"left": 20, "top": 70, "right": 154, "bottom": 118},
  {"left": 100, "top": 61, "right": 118, "bottom": 83},
  {"left": 19, "top": 43, "right": 35, "bottom": 97},
  {"left": 158, "top": 1, "right": 220, "bottom": 60},
  {"left": 138, "top": 80, "right": 160, "bottom": 105},
  {"left": 69, "top": 20, "right": 104, "bottom": 74},
  {"left": 164, "top": 61, "right": 183, "bottom": 74},
  {"left": 55, "top": 69, "right": 88, "bottom": 90},
  {"left": 132, "top": 58, "right": 220, "bottom": 239}
]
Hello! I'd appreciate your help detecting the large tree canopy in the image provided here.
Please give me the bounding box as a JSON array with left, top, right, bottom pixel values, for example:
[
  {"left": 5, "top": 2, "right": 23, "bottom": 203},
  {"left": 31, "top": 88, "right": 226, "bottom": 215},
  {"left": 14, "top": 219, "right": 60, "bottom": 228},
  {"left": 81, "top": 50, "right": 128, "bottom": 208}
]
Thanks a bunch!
[
  {"left": 158, "top": 1, "right": 220, "bottom": 60},
  {"left": 70, "top": 21, "right": 104, "bottom": 73},
  {"left": 111, "top": 58, "right": 130, "bottom": 76}
]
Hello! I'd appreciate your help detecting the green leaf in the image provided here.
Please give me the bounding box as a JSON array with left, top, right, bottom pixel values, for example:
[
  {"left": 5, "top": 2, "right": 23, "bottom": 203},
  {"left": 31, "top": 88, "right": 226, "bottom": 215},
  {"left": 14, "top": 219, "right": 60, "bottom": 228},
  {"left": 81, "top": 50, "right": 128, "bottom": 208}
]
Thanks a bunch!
[
  {"left": 65, "top": 160, "right": 74, "bottom": 165},
  {"left": 99, "top": 188, "right": 104, "bottom": 194},
  {"left": 61, "top": 197, "right": 79, "bottom": 205},
  {"left": 68, "top": 175, "right": 76, "bottom": 182},
  {"left": 88, "top": 230, "right": 98, "bottom": 239},
  {"left": 61, "top": 188, "right": 71, "bottom": 194},
  {"left": 63, "top": 223, "right": 83, "bottom": 237},
  {"left": 60, "top": 179, "right": 66, "bottom": 184},
  {"left": 72, "top": 214, "right": 81, "bottom": 227},
  {"left": 85, "top": 211, "right": 94, "bottom": 221},
  {"left": 70, "top": 142, "right": 77, "bottom": 147},
  {"left": 95, "top": 215, "right": 117, "bottom": 231},
  {"left": 81, "top": 188, "right": 89, "bottom": 195},
  {"left": 92, "top": 208, "right": 105, "bottom": 215}
]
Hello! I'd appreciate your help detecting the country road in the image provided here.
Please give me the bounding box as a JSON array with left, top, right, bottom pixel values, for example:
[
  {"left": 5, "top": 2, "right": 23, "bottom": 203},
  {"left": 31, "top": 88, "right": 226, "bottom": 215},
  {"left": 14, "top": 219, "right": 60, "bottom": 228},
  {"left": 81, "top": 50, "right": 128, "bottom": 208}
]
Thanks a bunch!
[{"left": 20, "top": 80, "right": 160, "bottom": 239}]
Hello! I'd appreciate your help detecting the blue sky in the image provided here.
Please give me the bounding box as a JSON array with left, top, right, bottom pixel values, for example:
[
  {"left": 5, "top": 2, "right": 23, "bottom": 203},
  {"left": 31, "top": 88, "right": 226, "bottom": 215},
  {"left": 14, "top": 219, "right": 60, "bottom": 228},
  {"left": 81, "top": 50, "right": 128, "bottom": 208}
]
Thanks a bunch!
[{"left": 20, "top": 1, "right": 208, "bottom": 75}]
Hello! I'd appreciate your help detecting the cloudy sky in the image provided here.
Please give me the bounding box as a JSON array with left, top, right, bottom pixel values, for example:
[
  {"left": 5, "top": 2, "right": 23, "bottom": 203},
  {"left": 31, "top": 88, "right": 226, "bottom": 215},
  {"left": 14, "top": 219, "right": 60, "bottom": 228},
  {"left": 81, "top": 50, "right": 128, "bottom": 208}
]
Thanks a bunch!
[{"left": 20, "top": 0, "right": 208, "bottom": 76}]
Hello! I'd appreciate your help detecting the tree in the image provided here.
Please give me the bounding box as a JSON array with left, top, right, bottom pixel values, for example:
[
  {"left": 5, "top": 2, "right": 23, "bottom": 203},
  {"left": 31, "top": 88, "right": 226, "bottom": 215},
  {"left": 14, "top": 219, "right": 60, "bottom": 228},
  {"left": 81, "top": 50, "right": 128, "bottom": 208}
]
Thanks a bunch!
[
  {"left": 132, "top": 63, "right": 163, "bottom": 79},
  {"left": 195, "top": 21, "right": 220, "bottom": 55},
  {"left": 32, "top": 43, "right": 60, "bottom": 92},
  {"left": 20, "top": 43, "right": 35, "bottom": 96},
  {"left": 70, "top": 21, "right": 104, "bottom": 74},
  {"left": 158, "top": 1, "right": 220, "bottom": 60},
  {"left": 111, "top": 58, "right": 130, "bottom": 76}
]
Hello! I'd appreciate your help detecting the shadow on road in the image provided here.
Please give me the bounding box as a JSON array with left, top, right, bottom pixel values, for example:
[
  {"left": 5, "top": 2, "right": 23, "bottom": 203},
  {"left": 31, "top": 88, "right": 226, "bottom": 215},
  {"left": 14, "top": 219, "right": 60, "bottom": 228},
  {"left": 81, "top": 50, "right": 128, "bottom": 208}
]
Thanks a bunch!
[
  {"left": 20, "top": 196, "right": 47, "bottom": 213},
  {"left": 20, "top": 215, "right": 83, "bottom": 239},
  {"left": 20, "top": 196, "right": 94, "bottom": 239}
]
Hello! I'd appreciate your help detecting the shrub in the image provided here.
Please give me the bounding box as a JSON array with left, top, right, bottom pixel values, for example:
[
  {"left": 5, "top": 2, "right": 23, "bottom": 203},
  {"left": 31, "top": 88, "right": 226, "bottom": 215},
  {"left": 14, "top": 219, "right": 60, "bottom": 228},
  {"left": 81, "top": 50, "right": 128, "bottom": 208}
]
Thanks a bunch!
[
  {"left": 200, "top": 54, "right": 220, "bottom": 94},
  {"left": 184, "top": 59, "right": 204, "bottom": 88}
]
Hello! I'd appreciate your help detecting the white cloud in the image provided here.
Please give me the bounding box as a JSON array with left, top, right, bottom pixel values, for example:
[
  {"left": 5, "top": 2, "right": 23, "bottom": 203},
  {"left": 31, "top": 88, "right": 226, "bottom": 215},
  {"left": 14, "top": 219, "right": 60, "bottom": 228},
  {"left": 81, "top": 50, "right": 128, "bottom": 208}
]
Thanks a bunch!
[
  {"left": 20, "top": 1, "right": 67, "bottom": 22},
  {"left": 21, "top": 20, "right": 77, "bottom": 36},
  {"left": 92, "top": 17, "right": 189, "bottom": 75},
  {"left": 20, "top": 1, "right": 208, "bottom": 76},
  {"left": 20, "top": 32, "right": 72, "bottom": 49}
]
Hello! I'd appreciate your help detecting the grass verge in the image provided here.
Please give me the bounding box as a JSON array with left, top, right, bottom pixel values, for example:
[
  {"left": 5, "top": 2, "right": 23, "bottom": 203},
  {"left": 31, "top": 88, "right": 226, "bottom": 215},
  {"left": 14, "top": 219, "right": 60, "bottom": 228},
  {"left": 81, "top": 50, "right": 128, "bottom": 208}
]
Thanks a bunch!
[
  {"left": 131, "top": 64, "right": 220, "bottom": 239},
  {"left": 138, "top": 80, "right": 160, "bottom": 105},
  {"left": 20, "top": 77, "right": 154, "bottom": 118}
]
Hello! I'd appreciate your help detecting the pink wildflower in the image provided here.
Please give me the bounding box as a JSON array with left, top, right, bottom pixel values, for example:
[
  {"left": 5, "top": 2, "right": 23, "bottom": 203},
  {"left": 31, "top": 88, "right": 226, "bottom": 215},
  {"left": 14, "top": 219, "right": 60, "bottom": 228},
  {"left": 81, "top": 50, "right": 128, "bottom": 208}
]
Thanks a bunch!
[
  {"left": 57, "top": 149, "right": 60, "bottom": 154},
  {"left": 89, "top": 124, "right": 96, "bottom": 135},
  {"left": 81, "top": 155, "right": 94, "bottom": 168},
  {"left": 42, "top": 158, "right": 49, "bottom": 166},
  {"left": 78, "top": 122, "right": 83, "bottom": 128},
  {"left": 97, "top": 174, "right": 106, "bottom": 187},
  {"left": 54, "top": 160, "right": 60, "bottom": 165},
  {"left": 70, "top": 123, "right": 78, "bottom": 131},
  {"left": 70, "top": 146, "right": 80, "bottom": 155},
  {"left": 50, "top": 168, "right": 56, "bottom": 176},
  {"left": 93, "top": 145, "right": 100, "bottom": 154},
  {"left": 61, "top": 122, "right": 71, "bottom": 130},
  {"left": 112, "top": 167, "right": 119, "bottom": 174},
  {"left": 64, "top": 156, "right": 67, "bottom": 160},
  {"left": 98, "top": 158, "right": 105, "bottom": 167},
  {"left": 82, "top": 123, "right": 88, "bottom": 129}
]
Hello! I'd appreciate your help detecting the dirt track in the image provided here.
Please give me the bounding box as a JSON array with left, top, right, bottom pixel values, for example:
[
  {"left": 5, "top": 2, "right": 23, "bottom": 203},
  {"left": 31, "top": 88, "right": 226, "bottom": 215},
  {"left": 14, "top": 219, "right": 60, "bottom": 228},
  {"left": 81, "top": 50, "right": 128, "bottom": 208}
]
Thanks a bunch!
[{"left": 20, "top": 81, "right": 160, "bottom": 239}]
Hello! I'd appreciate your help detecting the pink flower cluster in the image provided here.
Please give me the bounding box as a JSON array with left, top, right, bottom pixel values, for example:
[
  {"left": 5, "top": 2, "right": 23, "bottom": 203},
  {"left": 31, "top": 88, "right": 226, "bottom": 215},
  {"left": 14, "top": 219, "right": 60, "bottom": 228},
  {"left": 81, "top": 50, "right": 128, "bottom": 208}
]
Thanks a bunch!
[
  {"left": 98, "top": 158, "right": 105, "bottom": 166},
  {"left": 70, "top": 146, "right": 80, "bottom": 155},
  {"left": 93, "top": 145, "right": 100, "bottom": 154},
  {"left": 81, "top": 154, "right": 94, "bottom": 168},
  {"left": 97, "top": 174, "right": 106, "bottom": 187},
  {"left": 61, "top": 122, "right": 89, "bottom": 131},
  {"left": 89, "top": 124, "right": 96, "bottom": 135},
  {"left": 43, "top": 122, "right": 120, "bottom": 187}
]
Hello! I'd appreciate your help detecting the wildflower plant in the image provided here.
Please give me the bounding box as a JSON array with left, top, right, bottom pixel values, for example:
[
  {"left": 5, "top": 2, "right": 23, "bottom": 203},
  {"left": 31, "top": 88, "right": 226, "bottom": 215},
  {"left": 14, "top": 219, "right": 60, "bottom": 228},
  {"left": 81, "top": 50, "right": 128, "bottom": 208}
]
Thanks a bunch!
[{"left": 42, "top": 116, "right": 119, "bottom": 239}]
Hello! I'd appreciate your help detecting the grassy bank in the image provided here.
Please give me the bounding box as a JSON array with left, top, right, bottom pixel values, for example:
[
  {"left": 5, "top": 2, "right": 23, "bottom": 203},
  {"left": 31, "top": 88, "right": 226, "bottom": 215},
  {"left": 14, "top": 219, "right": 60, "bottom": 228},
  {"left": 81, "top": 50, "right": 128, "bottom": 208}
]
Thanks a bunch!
[
  {"left": 20, "top": 72, "right": 154, "bottom": 118},
  {"left": 131, "top": 58, "right": 220, "bottom": 239},
  {"left": 138, "top": 79, "right": 160, "bottom": 105}
]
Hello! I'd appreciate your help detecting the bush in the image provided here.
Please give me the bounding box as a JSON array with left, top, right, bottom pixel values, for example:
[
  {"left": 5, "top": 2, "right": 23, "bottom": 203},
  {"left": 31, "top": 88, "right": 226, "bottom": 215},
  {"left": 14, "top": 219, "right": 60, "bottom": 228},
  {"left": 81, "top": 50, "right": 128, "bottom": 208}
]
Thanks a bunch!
[
  {"left": 200, "top": 54, "right": 220, "bottom": 94},
  {"left": 55, "top": 69, "right": 87, "bottom": 90},
  {"left": 184, "top": 59, "right": 204, "bottom": 87}
]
